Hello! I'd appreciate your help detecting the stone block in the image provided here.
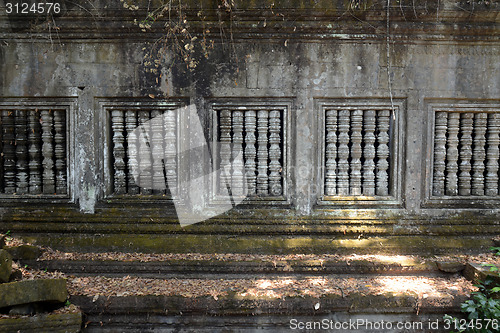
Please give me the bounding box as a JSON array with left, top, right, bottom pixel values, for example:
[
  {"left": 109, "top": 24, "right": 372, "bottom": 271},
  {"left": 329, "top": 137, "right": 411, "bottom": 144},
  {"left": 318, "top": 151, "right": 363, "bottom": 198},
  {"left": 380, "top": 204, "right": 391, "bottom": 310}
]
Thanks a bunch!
[
  {"left": 463, "top": 263, "right": 500, "bottom": 286},
  {"left": 0, "top": 249, "right": 13, "bottom": 283},
  {"left": 0, "top": 279, "right": 68, "bottom": 309},
  {"left": 0, "top": 311, "right": 82, "bottom": 333},
  {"left": 436, "top": 261, "right": 466, "bottom": 273},
  {"left": 5, "top": 245, "right": 43, "bottom": 260}
]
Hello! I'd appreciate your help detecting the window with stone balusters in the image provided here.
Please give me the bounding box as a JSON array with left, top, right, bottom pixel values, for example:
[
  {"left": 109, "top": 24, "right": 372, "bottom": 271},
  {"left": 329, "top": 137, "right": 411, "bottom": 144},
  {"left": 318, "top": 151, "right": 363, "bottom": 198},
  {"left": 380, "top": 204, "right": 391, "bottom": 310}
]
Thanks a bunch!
[
  {"left": 212, "top": 101, "right": 290, "bottom": 203},
  {"left": 317, "top": 99, "right": 404, "bottom": 206},
  {"left": 0, "top": 107, "right": 68, "bottom": 197},
  {"left": 427, "top": 102, "right": 500, "bottom": 206},
  {"left": 107, "top": 105, "right": 180, "bottom": 197}
]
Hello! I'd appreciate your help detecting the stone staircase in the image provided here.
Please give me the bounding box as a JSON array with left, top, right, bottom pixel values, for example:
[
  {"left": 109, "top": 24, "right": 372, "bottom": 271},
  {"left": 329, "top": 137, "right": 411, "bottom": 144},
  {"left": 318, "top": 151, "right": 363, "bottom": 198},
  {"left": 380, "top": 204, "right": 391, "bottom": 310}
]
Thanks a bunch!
[{"left": 19, "top": 253, "right": 481, "bottom": 332}]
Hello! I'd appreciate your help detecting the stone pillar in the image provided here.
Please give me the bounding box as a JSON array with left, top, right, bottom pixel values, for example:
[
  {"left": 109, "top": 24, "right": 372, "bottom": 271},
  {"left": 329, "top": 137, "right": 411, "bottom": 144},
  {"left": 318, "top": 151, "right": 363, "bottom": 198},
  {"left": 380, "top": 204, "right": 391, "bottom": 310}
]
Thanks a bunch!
[{"left": 75, "top": 87, "right": 99, "bottom": 213}]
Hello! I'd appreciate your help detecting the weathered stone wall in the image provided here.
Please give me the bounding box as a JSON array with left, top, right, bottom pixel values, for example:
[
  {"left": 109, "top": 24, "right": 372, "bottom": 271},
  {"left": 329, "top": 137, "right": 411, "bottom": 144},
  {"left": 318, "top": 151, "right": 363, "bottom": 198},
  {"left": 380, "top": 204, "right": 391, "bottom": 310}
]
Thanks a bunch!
[{"left": 0, "top": 0, "right": 499, "bottom": 253}]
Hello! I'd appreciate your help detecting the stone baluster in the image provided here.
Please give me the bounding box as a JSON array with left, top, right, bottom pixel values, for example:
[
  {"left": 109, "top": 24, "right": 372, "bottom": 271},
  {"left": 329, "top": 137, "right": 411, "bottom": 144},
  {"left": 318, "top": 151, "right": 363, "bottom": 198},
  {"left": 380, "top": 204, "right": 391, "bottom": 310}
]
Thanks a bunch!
[
  {"left": 362, "top": 110, "right": 376, "bottom": 196},
  {"left": 257, "top": 110, "right": 269, "bottom": 196},
  {"left": 485, "top": 113, "right": 500, "bottom": 196},
  {"left": 2, "top": 111, "right": 16, "bottom": 194},
  {"left": 54, "top": 110, "right": 67, "bottom": 194},
  {"left": 111, "top": 110, "right": 127, "bottom": 194},
  {"left": 337, "top": 110, "right": 350, "bottom": 196},
  {"left": 163, "top": 109, "right": 177, "bottom": 196},
  {"left": 28, "top": 110, "right": 42, "bottom": 194},
  {"left": 219, "top": 110, "right": 232, "bottom": 194},
  {"left": 268, "top": 110, "right": 282, "bottom": 196},
  {"left": 445, "top": 113, "right": 460, "bottom": 196},
  {"left": 244, "top": 111, "right": 257, "bottom": 196},
  {"left": 125, "top": 111, "right": 139, "bottom": 194},
  {"left": 325, "top": 110, "right": 338, "bottom": 196},
  {"left": 432, "top": 112, "right": 447, "bottom": 196},
  {"left": 472, "top": 113, "right": 487, "bottom": 196},
  {"left": 15, "top": 110, "right": 28, "bottom": 194},
  {"left": 376, "top": 110, "right": 390, "bottom": 196},
  {"left": 151, "top": 110, "right": 164, "bottom": 194},
  {"left": 138, "top": 110, "right": 152, "bottom": 194},
  {"left": 350, "top": 110, "right": 363, "bottom": 195},
  {"left": 231, "top": 110, "right": 245, "bottom": 196},
  {"left": 458, "top": 113, "right": 473, "bottom": 196},
  {"left": 41, "top": 110, "right": 55, "bottom": 194}
]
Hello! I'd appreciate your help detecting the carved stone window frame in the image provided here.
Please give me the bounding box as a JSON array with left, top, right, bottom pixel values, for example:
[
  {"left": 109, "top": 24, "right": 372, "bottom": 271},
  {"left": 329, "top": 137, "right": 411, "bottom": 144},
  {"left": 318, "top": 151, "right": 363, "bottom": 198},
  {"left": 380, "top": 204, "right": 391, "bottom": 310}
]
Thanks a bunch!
[
  {"left": 98, "top": 97, "right": 189, "bottom": 203},
  {"left": 209, "top": 98, "right": 294, "bottom": 206},
  {"left": 315, "top": 98, "right": 405, "bottom": 208},
  {"left": 0, "top": 97, "right": 76, "bottom": 203},
  {"left": 422, "top": 99, "right": 500, "bottom": 208}
]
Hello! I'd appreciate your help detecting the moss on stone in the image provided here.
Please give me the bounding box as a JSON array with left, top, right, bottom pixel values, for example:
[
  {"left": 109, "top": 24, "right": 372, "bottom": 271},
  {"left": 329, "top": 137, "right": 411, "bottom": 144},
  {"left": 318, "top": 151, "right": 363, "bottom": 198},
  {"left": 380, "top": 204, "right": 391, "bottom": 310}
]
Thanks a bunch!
[
  {"left": 0, "top": 250, "right": 13, "bottom": 283},
  {"left": 0, "top": 311, "right": 82, "bottom": 333},
  {"left": 0, "top": 279, "right": 68, "bottom": 309},
  {"left": 19, "top": 233, "right": 494, "bottom": 256},
  {"left": 5, "top": 245, "right": 43, "bottom": 260}
]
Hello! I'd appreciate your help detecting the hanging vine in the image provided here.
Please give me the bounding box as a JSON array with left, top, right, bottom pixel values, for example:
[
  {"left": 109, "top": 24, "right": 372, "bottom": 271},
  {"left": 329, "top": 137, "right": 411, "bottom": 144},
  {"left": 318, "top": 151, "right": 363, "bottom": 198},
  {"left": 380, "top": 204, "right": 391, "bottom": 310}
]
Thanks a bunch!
[{"left": 119, "top": 0, "right": 235, "bottom": 74}]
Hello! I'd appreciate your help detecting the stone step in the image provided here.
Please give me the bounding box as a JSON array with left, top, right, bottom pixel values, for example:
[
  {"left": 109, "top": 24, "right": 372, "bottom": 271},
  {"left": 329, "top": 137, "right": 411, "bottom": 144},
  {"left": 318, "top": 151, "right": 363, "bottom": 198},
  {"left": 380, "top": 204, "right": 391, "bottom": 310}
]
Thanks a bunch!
[
  {"left": 21, "top": 256, "right": 457, "bottom": 279},
  {"left": 16, "top": 253, "right": 480, "bottom": 332},
  {"left": 77, "top": 313, "right": 458, "bottom": 333},
  {"left": 21, "top": 232, "right": 495, "bottom": 255},
  {"left": 73, "top": 293, "right": 463, "bottom": 316},
  {"left": 70, "top": 284, "right": 467, "bottom": 333},
  {"left": 0, "top": 311, "right": 82, "bottom": 333}
]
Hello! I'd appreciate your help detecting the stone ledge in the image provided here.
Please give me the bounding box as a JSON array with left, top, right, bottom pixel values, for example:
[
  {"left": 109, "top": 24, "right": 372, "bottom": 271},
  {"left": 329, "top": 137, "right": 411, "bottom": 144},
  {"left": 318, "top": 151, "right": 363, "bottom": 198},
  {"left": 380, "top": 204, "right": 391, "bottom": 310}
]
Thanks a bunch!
[
  {"left": 0, "top": 310, "right": 82, "bottom": 333},
  {"left": 1, "top": 0, "right": 498, "bottom": 42},
  {"left": 6, "top": 220, "right": 500, "bottom": 235},
  {"left": 70, "top": 292, "right": 466, "bottom": 317},
  {"left": 19, "top": 233, "right": 496, "bottom": 255},
  {"left": 23, "top": 258, "right": 440, "bottom": 279},
  {"left": 80, "top": 312, "right": 454, "bottom": 332},
  {"left": 70, "top": 292, "right": 467, "bottom": 331}
]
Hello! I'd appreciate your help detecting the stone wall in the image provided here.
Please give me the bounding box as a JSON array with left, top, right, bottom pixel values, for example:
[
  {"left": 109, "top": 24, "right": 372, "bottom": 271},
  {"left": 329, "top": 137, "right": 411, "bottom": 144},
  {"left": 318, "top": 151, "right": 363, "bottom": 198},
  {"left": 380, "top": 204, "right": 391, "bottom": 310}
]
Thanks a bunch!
[{"left": 0, "top": 0, "right": 499, "bottom": 253}]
